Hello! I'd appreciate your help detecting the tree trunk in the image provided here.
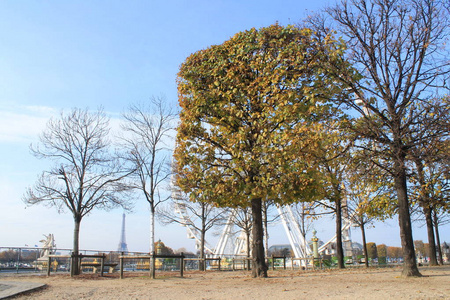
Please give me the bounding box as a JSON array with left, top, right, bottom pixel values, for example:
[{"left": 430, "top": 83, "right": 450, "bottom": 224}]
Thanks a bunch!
[
  {"left": 246, "top": 230, "right": 251, "bottom": 270},
  {"left": 423, "top": 206, "right": 438, "bottom": 266},
  {"left": 300, "top": 203, "right": 310, "bottom": 256},
  {"left": 72, "top": 216, "right": 81, "bottom": 275},
  {"left": 394, "top": 157, "right": 422, "bottom": 277},
  {"left": 262, "top": 203, "right": 269, "bottom": 260},
  {"left": 251, "top": 197, "right": 267, "bottom": 278},
  {"left": 200, "top": 229, "right": 206, "bottom": 271},
  {"left": 433, "top": 209, "right": 444, "bottom": 265},
  {"left": 335, "top": 198, "right": 345, "bottom": 269},
  {"left": 200, "top": 204, "right": 206, "bottom": 271},
  {"left": 360, "top": 223, "right": 369, "bottom": 268},
  {"left": 415, "top": 158, "right": 438, "bottom": 266},
  {"left": 150, "top": 207, "right": 155, "bottom": 272},
  {"left": 150, "top": 209, "right": 155, "bottom": 253}
]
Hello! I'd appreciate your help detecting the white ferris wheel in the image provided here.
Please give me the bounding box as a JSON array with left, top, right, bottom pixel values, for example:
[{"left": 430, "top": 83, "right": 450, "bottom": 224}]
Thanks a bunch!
[{"left": 171, "top": 174, "right": 354, "bottom": 259}]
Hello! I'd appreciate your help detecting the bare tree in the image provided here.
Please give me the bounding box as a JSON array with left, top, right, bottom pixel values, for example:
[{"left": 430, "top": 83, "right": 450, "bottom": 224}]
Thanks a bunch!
[
  {"left": 158, "top": 195, "right": 227, "bottom": 270},
  {"left": 120, "top": 96, "right": 176, "bottom": 256},
  {"left": 233, "top": 207, "right": 253, "bottom": 270},
  {"left": 309, "top": 0, "right": 450, "bottom": 276},
  {"left": 313, "top": 197, "right": 348, "bottom": 269},
  {"left": 262, "top": 201, "right": 280, "bottom": 259},
  {"left": 23, "top": 108, "right": 131, "bottom": 275},
  {"left": 291, "top": 202, "right": 319, "bottom": 242}
]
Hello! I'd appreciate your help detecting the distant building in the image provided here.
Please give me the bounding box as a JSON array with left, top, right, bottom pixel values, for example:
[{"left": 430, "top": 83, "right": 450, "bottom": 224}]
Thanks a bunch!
[
  {"left": 269, "top": 241, "right": 363, "bottom": 258},
  {"left": 268, "top": 244, "right": 293, "bottom": 257}
]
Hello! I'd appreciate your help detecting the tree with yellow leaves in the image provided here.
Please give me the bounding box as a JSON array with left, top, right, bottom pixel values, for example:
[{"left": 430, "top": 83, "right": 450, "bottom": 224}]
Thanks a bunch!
[{"left": 175, "top": 24, "right": 354, "bottom": 277}]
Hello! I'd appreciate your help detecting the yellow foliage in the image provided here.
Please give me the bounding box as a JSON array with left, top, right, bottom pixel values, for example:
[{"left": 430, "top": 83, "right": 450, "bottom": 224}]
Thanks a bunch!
[{"left": 175, "top": 24, "right": 355, "bottom": 207}]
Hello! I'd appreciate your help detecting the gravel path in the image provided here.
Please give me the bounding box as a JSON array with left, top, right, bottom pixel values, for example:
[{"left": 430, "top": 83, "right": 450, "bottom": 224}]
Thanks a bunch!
[{"left": 1, "top": 265, "right": 449, "bottom": 299}]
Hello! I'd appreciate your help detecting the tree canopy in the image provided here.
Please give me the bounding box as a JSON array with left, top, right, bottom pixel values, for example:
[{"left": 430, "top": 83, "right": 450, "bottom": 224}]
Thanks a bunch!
[
  {"left": 175, "top": 24, "right": 352, "bottom": 207},
  {"left": 175, "top": 24, "right": 354, "bottom": 277}
]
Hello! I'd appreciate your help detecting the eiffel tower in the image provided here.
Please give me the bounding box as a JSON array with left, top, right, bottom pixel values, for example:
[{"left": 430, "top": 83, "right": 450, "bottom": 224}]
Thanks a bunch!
[{"left": 117, "top": 213, "right": 128, "bottom": 253}]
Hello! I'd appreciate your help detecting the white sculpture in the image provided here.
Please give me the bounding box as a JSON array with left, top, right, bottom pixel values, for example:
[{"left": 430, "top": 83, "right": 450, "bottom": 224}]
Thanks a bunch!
[{"left": 39, "top": 233, "right": 56, "bottom": 257}]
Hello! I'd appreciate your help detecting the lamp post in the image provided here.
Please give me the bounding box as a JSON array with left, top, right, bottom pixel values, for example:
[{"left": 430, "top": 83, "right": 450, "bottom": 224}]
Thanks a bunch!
[{"left": 312, "top": 229, "right": 319, "bottom": 259}]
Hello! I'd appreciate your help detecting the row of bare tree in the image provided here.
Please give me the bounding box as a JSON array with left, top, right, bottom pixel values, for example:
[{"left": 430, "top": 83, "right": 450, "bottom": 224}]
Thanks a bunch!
[{"left": 23, "top": 97, "right": 177, "bottom": 275}]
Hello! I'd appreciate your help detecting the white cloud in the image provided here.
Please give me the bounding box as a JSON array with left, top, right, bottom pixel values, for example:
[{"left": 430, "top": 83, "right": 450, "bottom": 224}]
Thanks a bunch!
[
  {"left": 0, "top": 105, "right": 57, "bottom": 143},
  {"left": 23, "top": 105, "right": 58, "bottom": 115}
]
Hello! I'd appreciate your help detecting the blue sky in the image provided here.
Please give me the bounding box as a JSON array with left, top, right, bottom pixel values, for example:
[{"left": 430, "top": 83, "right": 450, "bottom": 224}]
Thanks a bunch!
[{"left": 1, "top": 0, "right": 447, "bottom": 253}]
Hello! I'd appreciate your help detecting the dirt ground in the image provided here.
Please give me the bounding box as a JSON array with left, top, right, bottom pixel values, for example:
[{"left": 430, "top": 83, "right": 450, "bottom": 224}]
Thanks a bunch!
[{"left": 2, "top": 265, "right": 449, "bottom": 299}]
